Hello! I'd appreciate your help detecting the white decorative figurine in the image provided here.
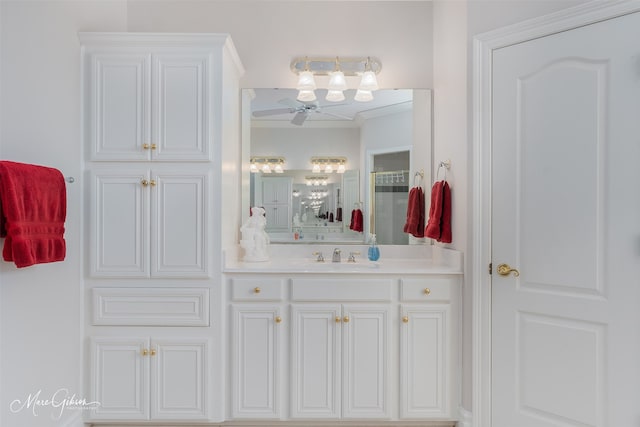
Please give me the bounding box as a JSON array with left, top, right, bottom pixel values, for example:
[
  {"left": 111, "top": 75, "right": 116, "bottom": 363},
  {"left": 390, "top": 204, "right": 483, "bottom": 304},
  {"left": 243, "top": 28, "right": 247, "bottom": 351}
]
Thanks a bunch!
[{"left": 240, "top": 206, "right": 270, "bottom": 262}]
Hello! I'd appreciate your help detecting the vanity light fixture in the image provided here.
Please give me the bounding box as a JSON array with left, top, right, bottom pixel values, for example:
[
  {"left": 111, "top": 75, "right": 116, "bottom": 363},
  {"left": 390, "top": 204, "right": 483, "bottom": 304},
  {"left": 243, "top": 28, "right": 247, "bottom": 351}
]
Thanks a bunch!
[
  {"left": 310, "top": 156, "right": 347, "bottom": 174},
  {"left": 291, "top": 56, "right": 381, "bottom": 102},
  {"left": 250, "top": 156, "right": 286, "bottom": 174},
  {"left": 305, "top": 175, "right": 329, "bottom": 186}
]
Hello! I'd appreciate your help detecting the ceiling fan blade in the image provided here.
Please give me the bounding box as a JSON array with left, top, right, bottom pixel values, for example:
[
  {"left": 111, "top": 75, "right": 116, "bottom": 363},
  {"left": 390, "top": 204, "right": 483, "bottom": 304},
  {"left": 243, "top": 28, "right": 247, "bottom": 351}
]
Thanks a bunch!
[
  {"left": 252, "top": 108, "right": 294, "bottom": 117},
  {"left": 291, "top": 111, "right": 308, "bottom": 126},
  {"left": 278, "top": 98, "right": 304, "bottom": 109}
]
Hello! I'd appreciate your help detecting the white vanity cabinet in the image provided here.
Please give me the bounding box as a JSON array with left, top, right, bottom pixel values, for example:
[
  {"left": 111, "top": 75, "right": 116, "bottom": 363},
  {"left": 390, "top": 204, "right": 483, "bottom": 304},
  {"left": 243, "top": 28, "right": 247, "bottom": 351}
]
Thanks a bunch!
[
  {"left": 225, "top": 271, "right": 460, "bottom": 425},
  {"left": 88, "top": 337, "right": 209, "bottom": 421},
  {"left": 89, "top": 168, "right": 211, "bottom": 278},
  {"left": 290, "top": 303, "right": 390, "bottom": 419}
]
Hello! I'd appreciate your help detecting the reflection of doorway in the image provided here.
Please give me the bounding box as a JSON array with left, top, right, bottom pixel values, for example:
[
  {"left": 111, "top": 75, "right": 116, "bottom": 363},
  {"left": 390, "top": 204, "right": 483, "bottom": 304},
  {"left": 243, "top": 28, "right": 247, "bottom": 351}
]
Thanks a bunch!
[{"left": 370, "top": 151, "right": 410, "bottom": 244}]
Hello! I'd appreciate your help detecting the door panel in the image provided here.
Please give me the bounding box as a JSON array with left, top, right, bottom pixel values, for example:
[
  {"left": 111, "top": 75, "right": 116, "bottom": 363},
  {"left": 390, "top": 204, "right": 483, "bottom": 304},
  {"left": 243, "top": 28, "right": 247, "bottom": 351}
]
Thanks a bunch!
[{"left": 492, "top": 11, "right": 640, "bottom": 427}]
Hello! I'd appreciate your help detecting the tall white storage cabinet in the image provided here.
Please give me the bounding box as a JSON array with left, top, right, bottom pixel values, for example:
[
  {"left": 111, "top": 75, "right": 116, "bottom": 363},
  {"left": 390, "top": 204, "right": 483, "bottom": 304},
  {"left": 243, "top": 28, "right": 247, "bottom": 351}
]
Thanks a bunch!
[{"left": 80, "top": 33, "right": 244, "bottom": 424}]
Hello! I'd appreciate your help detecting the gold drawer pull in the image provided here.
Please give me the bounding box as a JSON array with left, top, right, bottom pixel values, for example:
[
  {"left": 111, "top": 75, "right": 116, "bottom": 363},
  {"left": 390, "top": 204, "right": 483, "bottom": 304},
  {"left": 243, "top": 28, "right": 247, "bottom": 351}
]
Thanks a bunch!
[
  {"left": 143, "top": 143, "right": 157, "bottom": 150},
  {"left": 254, "top": 287, "right": 261, "bottom": 294},
  {"left": 343, "top": 316, "right": 350, "bottom": 323},
  {"left": 275, "top": 316, "right": 282, "bottom": 324},
  {"left": 424, "top": 288, "right": 431, "bottom": 295},
  {"left": 402, "top": 316, "right": 409, "bottom": 323}
]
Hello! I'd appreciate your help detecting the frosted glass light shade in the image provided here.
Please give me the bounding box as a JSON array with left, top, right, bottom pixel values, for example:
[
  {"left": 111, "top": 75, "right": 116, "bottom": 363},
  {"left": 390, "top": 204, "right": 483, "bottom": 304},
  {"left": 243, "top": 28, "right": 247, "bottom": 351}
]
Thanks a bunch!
[
  {"left": 250, "top": 163, "right": 258, "bottom": 173},
  {"left": 274, "top": 164, "right": 284, "bottom": 173},
  {"left": 296, "top": 70, "right": 316, "bottom": 91},
  {"left": 326, "top": 90, "right": 345, "bottom": 102},
  {"left": 337, "top": 163, "right": 346, "bottom": 173},
  {"left": 261, "top": 164, "right": 272, "bottom": 173},
  {"left": 328, "top": 71, "right": 347, "bottom": 91},
  {"left": 312, "top": 163, "right": 321, "bottom": 173},
  {"left": 354, "top": 89, "right": 374, "bottom": 102},
  {"left": 297, "top": 89, "right": 317, "bottom": 102},
  {"left": 359, "top": 71, "right": 379, "bottom": 91}
]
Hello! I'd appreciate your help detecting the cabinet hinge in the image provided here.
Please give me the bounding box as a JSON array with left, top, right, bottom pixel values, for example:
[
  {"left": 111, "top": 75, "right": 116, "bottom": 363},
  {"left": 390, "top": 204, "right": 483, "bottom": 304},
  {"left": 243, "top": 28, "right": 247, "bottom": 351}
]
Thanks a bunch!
[{"left": 488, "top": 262, "right": 492, "bottom": 275}]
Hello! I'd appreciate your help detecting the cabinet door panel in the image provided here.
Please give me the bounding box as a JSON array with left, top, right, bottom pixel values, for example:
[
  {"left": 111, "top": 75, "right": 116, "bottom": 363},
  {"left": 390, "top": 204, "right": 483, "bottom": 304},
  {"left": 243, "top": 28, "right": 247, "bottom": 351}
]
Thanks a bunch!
[
  {"left": 231, "top": 305, "right": 281, "bottom": 418},
  {"left": 291, "top": 304, "right": 341, "bottom": 419},
  {"left": 152, "top": 171, "right": 210, "bottom": 277},
  {"left": 342, "top": 305, "right": 390, "bottom": 419},
  {"left": 400, "top": 305, "right": 449, "bottom": 418},
  {"left": 151, "top": 339, "right": 208, "bottom": 420},
  {"left": 89, "top": 53, "right": 151, "bottom": 161},
  {"left": 91, "top": 171, "right": 149, "bottom": 277},
  {"left": 89, "top": 337, "right": 149, "bottom": 420},
  {"left": 153, "top": 54, "right": 210, "bottom": 161}
]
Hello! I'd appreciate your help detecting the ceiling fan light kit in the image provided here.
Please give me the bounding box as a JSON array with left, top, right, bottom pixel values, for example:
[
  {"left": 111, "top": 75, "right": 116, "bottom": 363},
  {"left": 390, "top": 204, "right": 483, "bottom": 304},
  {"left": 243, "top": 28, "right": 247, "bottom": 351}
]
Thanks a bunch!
[{"left": 291, "top": 56, "right": 381, "bottom": 103}]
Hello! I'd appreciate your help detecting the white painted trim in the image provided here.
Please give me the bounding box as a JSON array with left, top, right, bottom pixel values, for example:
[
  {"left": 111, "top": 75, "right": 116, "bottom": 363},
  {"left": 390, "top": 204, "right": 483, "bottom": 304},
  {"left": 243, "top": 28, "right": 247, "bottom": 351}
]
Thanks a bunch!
[
  {"left": 458, "top": 405, "right": 473, "bottom": 427},
  {"left": 471, "top": 2, "right": 640, "bottom": 427}
]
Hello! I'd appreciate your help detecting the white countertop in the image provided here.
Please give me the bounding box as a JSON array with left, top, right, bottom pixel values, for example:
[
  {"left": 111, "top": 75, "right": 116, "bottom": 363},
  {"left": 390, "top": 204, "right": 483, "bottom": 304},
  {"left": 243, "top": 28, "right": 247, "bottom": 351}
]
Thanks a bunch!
[{"left": 224, "top": 244, "right": 463, "bottom": 275}]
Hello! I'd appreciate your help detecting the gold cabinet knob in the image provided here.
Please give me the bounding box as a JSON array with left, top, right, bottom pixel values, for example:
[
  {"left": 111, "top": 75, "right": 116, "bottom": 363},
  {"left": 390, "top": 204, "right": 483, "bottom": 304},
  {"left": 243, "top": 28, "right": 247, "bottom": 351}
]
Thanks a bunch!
[
  {"left": 141, "top": 179, "right": 149, "bottom": 187},
  {"left": 141, "top": 348, "right": 149, "bottom": 356},
  {"left": 497, "top": 263, "right": 520, "bottom": 277},
  {"left": 253, "top": 287, "right": 261, "bottom": 294},
  {"left": 335, "top": 316, "right": 342, "bottom": 323},
  {"left": 143, "top": 143, "right": 150, "bottom": 150},
  {"left": 150, "top": 144, "right": 157, "bottom": 150},
  {"left": 150, "top": 348, "right": 157, "bottom": 356},
  {"left": 149, "top": 179, "right": 156, "bottom": 187},
  {"left": 402, "top": 316, "right": 409, "bottom": 323},
  {"left": 343, "top": 316, "right": 350, "bottom": 323},
  {"left": 275, "top": 316, "right": 282, "bottom": 324},
  {"left": 424, "top": 288, "right": 431, "bottom": 295}
]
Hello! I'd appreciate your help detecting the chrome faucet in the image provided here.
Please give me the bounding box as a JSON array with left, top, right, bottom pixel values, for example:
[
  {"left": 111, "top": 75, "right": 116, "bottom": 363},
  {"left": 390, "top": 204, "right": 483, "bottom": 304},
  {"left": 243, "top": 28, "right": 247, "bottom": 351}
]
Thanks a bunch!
[{"left": 332, "top": 248, "right": 341, "bottom": 263}]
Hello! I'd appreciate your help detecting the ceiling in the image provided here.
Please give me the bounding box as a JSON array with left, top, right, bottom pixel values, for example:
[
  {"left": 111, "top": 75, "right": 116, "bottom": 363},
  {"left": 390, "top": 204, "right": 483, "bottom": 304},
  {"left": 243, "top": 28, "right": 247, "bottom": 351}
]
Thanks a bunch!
[{"left": 249, "top": 88, "right": 414, "bottom": 128}]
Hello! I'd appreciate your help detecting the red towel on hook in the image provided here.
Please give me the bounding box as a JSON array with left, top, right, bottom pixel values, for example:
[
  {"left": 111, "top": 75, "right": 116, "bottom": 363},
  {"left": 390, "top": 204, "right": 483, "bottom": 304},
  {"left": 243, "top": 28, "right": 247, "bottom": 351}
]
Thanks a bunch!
[
  {"left": 350, "top": 208, "right": 363, "bottom": 233},
  {"left": 0, "top": 161, "right": 67, "bottom": 268},
  {"left": 425, "top": 181, "right": 452, "bottom": 243},
  {"left": 403, "top": 186, "right": 425, "bottom": 238}
]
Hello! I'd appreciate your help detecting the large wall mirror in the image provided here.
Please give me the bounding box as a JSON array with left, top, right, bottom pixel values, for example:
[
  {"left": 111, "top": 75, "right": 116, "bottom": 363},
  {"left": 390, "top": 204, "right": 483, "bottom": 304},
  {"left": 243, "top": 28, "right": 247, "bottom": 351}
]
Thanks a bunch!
[{"left": 241, "top": 88, "right": 432, "bottom": 245}]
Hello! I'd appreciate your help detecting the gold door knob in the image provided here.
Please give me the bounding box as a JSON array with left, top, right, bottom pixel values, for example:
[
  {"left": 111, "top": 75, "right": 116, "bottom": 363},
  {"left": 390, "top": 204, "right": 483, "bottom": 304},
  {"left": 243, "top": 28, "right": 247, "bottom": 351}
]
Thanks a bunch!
[
  {"left": 424, "top": 288, "right": 431, "bottom": 295},
  {"left": 150, "top": 144, "right": 157, "bottom": 150},
  {"left": 143, "top": 143, "right": 150, "bottom": 150},
  {"left": 275, "top": 316, "right": 282, "bottom": 324},
  {"left": 254, "top": 287, "right": 261, "bottom": 294},
  {"left": 343, "top": 316, "right": 350, "bottom": 323},
  {"left": 402, "top": 316, "right": 409, "bottom": 323},
  {"left": 497, "top": 263, "right": 520, "bottom": 277},
  {"left": 149, "top": 180, "right": 156, "bottom": 187},
  {"left": 141, "top": 179, "right": 149, "bottom": 186},
  {"left": 335, "top": 316, "right": 342, "bottom": 323},
  {"left": 150, "top": 348, "right": 157, "bottom": 356},
  {"left": 141, "top": 348, "right": 149, "bottom": 356}
]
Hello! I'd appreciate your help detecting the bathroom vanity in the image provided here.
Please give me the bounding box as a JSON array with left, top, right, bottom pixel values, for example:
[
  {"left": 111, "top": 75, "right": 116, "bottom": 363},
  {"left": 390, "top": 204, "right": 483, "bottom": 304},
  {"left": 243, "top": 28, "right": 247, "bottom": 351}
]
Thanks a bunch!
[{"left": 224, "top": 244, "right": 462, "bottom": 425}]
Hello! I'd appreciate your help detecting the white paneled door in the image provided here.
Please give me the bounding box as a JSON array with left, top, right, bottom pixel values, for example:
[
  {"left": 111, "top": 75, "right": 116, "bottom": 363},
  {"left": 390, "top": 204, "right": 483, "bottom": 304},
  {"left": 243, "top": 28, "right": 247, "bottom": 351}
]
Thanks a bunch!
[{"left": 491, "top": 11, "right": 640, "bottom": 427}]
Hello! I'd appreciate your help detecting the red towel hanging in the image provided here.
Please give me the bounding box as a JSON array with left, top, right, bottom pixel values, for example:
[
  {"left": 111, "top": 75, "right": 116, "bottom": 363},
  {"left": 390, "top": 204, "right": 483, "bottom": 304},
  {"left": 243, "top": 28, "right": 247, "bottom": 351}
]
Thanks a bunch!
[{"left": 403, "top": 186, "right": 425, "bottom": 238}]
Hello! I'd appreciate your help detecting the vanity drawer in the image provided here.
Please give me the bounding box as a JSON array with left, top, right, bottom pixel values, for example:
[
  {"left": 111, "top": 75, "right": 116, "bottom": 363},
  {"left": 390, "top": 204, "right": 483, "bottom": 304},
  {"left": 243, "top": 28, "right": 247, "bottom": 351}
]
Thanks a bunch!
[
  {"left": 230, "top": 277, "right": 284, "bottom": 301},
  {"left": 291, "top": 278, "right": 392, "bottom": 302},
  {"left": 400, "top": 277, "right": 457, "bottom": 302}
]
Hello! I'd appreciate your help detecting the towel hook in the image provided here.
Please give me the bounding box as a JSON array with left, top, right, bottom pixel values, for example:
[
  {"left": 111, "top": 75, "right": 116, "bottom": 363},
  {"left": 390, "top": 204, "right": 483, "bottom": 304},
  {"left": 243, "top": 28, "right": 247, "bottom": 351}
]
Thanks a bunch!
[
  {"left": 436, "top": 159, "right": 451, "bottom": 182},
  {"left": 413, "top": 170, "right": 424, "bottom": 186}
]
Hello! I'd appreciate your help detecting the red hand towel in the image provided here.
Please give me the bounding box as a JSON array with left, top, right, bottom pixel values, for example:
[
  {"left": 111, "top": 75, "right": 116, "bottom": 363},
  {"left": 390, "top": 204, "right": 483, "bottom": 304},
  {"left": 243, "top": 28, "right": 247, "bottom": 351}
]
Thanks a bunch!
[
  {"left": 403, "top": 187, "right": 425, "bottom": 238},
  {"left": 0, "top": 161, "right": 67, "bottom": 268},
  {"left": 425, "top": 181, "right": 444, "bottom": 240},
  {"left": 439, "top": 182, "right": 452, "bottom": 243},
  {"left": 351, "top": 208, "right": 363, "bottom": 233}
]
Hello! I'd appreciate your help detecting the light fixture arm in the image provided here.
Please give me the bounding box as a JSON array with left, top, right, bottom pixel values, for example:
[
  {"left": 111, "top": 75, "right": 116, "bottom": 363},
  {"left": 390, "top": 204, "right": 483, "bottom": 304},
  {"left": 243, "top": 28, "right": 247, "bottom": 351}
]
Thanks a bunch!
[{"left": 290, "top": 56, "right": 382, "bottom": 76}]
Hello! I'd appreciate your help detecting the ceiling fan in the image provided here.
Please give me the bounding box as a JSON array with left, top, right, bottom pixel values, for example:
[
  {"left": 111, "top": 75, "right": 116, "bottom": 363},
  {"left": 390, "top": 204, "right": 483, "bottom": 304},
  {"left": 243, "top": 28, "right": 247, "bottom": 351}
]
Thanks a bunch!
[{"left": 252, "top": 98, "right": 352, "bottom": 126}]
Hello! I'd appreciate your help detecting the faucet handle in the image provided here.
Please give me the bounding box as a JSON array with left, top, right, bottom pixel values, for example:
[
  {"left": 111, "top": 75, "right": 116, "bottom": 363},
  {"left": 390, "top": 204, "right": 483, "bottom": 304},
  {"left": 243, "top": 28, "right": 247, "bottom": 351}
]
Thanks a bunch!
[
  {"left": 312, "top": 251, "right": 325, "bottom": 262},
  {"left": 347, "top": 251, "right": 361, "bottom": 263}
]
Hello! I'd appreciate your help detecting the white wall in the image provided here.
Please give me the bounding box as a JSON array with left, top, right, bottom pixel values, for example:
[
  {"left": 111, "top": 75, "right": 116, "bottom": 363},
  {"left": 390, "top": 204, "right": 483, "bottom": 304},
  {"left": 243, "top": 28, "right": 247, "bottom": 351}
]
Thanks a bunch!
[
  {"left": 0, "top": 2, "right": 126, "bottom": 426},
  {"left": 125, "top": 0, "right": 435, "bottom": 89},
  {"left": 251, "top": 127, "right": 361, "bottom": 170}
]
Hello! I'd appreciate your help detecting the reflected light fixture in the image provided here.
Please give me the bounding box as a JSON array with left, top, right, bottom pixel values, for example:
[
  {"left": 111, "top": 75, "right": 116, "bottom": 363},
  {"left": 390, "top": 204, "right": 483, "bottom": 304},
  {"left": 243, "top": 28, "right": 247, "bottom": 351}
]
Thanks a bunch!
[
  {"left": 310, "top": 156, "right": 347, "bottom": 174},
  {"left": 250, "top": 156, "right": 286, "bottom": 174}
]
